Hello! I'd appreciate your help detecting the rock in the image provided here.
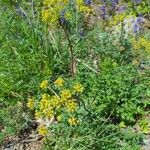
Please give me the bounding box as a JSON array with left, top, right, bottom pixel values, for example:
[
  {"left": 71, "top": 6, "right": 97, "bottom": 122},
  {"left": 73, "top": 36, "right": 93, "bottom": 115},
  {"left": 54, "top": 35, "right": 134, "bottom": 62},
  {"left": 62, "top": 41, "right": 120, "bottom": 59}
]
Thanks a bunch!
[{"left": 142, "top": 136, "right": 150, "bottom": 150}]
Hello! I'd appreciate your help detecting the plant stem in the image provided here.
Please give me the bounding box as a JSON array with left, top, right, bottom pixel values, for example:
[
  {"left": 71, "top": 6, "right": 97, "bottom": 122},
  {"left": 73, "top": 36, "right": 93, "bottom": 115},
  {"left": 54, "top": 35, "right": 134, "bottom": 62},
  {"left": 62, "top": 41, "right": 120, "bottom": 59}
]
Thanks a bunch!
[{"left": 61, "top": 24, "right": 75, "bottom": 76}]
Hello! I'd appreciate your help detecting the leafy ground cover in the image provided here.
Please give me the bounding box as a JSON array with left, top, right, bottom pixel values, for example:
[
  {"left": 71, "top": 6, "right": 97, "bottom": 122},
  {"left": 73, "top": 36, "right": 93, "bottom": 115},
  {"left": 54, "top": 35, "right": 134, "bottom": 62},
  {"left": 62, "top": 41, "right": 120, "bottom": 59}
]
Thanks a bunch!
[{"left": 0, "top": 0, "right": 150, "bottom": 150}]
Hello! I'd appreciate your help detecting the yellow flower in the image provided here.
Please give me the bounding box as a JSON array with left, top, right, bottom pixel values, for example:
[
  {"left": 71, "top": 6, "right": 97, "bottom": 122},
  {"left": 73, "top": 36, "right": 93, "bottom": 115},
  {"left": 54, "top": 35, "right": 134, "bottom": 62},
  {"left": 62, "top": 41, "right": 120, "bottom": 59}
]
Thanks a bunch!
[
  {"left": 38, "top": 125, "right": 48, "bottom": 136},
  {"left": 60, "top": 97, "right": 67, "bottom": 104},
  {"left": 109, "top": 13, "right": 126, "bottom": 26},
  {"left": 40, "top": 80, "right": 49, "bottom": 89},
  {"left": 76, "top": 0, "right": 91, "bottom": 13},
  {"left": 41, "top": 9, "right": 51, "bottom": 22},
  {"left": 43, "top": 108, "right": 54, "bottom": 118},
  {"left": 41, "top": 93, "right": 50, "bottom": 100},
  {"left": 27, "top": 97, "right": 34, "bottom": 110},
  {"left": 39, "top": 94, "right": 51, "bottom": 111},
  {"left": 78, "top": 6, "right": 91, "bottom": 13},
  {"left": 42, "top": 0, "right": 69, "bottom": 25},
  {"left": 66, "top": 99, "right": 77, "bottom": 112},
  {"left": 54, "top": 77, "right": 65, "bottom": 87},
  {"left": 131, "top": 37, "right": 150, "bottom": 53},
  {"left": 40, "top": 100, "right": 49, "bottom": 111},
  {"left": 68, "top": 117, "right": 79, "bottom": 126},
  {"left": 35, "top": 111, "right": 41, "bottom": 119},
  {"left": 43, "top": 0, "right": 56, "bottom": 6},
  {"left": 57, "top": 115, "right": 62, "bottom": 122},
  {"left": 61, "top": 89, "right": 72, "bottom": 99},
  {"left": 73, "top": 83, "right": 84, "bottom": 93},
  {"left": 119, "top": 121, "right": 126, "bottom": 128},
  {"left": 50, "top": 96, "right": 61, "bottom": 108}
]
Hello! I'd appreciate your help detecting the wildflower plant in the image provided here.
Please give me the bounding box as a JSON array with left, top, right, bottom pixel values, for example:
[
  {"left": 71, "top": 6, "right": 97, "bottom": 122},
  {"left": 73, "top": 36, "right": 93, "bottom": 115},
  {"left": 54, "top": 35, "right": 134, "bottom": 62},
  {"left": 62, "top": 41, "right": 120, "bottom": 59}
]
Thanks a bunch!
[
  {"left": 41, "top": 0, "right": 70, "bottom": 25},
  {"left": 41, "top": 0, "right": 93, "bottom": 76},
  {"left": 1, "top": 0, "right": 150, "bottom": 149},
  {"left": 40, "top": 0, "right": 148, "bottom": 77},
  {"left": 41, "top": 0, "right": 92, "bottom": 26},
  {"left": 27, "top": 77, "right": 84, "bottom": 136}
]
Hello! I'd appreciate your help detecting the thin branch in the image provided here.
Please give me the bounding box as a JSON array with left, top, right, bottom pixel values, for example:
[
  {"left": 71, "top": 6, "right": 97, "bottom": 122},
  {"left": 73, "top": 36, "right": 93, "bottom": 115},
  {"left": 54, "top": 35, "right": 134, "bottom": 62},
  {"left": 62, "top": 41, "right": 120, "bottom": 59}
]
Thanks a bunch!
[
  {"left": 98, "top": 107, "right": 116, "bottom": 136},
  {"left": 77, "top": 59, "right": 99, "bottom": 74},
  {"left": 48, "top": 87, "right": 61, "bottom": 100}
]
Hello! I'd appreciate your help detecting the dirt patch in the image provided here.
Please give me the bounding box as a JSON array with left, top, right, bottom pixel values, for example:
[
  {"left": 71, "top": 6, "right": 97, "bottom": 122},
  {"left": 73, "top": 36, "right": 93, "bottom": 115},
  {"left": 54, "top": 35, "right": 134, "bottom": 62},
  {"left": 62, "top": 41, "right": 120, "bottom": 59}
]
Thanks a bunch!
[{"left": 0, "top": 121, "right": 44, "bottom": 150}]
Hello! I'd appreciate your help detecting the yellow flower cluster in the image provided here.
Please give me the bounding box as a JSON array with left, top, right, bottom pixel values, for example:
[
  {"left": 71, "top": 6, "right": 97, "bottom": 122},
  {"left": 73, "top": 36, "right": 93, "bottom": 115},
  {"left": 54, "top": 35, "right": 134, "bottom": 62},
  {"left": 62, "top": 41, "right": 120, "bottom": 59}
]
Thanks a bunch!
[
  {"left": 41, "top": 0, "right": 70, "bottom": 24},
  {"left": 68, "top": 117, "right": 79, "bottom": 126},
  {"left": 40, "top": 80, "right": 49, "bottom": 89},
  {"left": 119, "top": 121, "right": 126, "bottom": 128},
  {"left": 73, "top": 83, "right": 84, "bottom": 93},
  {"left": 61, "top": 89, "right": 72, "bottom": 99},
  {"left": 131, "top": 37, "right": 150, "bottom": 53},
  {"left": 27, "top": 77, "right": 84, "bottom": 135},
  {"left": 110, "top": 13, "right": 126, "bottom": 26},
  {"left": 76, "top": 0, "right": 92, "bottom": 13},
  {"left": 41, "top": 0, "right": 92, "bottom": 25},
  {"left": 27, "top": 97, "right": 34, "bottom": 110},
  {"left": 66, "top": 99, "right": 78, "bottom": 112},
  {"left": 54, "top": 77, "right": 65, "bottom": 87},
  {"left": 37, "top": 94, "right": 60, "bottom": 119},
  {"left": 38, "top": 125, "right": 48, "bottom": 136}
]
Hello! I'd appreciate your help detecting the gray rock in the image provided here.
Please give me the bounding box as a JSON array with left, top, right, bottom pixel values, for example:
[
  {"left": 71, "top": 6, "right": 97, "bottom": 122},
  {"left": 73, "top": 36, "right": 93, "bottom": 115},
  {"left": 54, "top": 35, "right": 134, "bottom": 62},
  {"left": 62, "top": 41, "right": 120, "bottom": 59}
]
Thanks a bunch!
[{"left": 142, "top": 136, "right": 150, "bottom": 150}]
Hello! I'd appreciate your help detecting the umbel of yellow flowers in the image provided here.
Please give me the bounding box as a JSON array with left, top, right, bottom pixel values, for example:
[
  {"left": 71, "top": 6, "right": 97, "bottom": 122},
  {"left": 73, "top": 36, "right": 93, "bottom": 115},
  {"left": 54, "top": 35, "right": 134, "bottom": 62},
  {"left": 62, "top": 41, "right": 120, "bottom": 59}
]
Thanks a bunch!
[
  {"left": 131, "top": 37, "right": 150, "bottom": 52},
  {"left": 40, "top": 80, "right": 49, "bottom": 89},
  {"left": 27, "top": 97, "right": 34, "bottom": 110},
  {"left": 68, "top": 117, "right": 79, "bottom": 126},
  {"left": 27, "top": 77, "right": 84, "bottom": 136},
  {"left": 41, "top": 0, "right": 92, "bottom": 25},
  {"left": 38, "top": 125, "right": 48, "bottom": 136},
  {"left": 54, "top": 77, "right": 65, "bottom": 87},
  {"left": 73, "top": 83, "right": 84, "bottom": 93}
]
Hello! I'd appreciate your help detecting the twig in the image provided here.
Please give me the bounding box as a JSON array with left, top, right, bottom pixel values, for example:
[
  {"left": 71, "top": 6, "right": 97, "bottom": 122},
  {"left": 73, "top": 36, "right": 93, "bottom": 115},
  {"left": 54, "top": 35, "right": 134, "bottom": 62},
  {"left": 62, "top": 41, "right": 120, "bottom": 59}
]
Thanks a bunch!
[
  {"left": 98, "top": 107, "right": 116, "bottom": 136},
  {"left": 77, "top": 59, "right": 99, "bottom": 74},
  {"left": 48, "top": 87, "right": 61, "bottom": 100}
]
